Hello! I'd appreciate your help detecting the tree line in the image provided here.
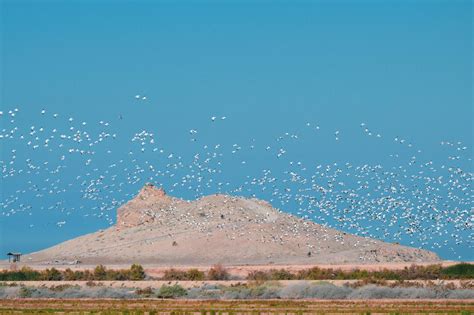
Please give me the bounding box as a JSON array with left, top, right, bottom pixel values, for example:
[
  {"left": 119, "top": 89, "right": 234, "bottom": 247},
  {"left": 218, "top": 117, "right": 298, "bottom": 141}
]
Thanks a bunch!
[
  {"left": 246, "top": 263, "right": 474, "bottom": 281},
  {"left": 0, "top": 263, "right": 472, "bottom": 281},
  {"left": 0, "top": 264, "right": 146, "bottom": 281}
]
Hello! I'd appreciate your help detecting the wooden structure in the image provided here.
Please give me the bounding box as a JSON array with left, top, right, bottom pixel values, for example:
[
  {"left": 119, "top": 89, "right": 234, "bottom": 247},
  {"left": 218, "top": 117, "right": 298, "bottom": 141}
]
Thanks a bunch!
[{"left": 7, "top": 252, "right": 22, "bottom": 263}]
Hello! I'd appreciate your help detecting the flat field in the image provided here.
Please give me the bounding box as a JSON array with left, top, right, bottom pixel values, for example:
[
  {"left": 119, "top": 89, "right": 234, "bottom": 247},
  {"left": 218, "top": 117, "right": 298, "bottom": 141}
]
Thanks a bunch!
[{"left": 0, "top": 299, "right": 473, "bottom": 314}]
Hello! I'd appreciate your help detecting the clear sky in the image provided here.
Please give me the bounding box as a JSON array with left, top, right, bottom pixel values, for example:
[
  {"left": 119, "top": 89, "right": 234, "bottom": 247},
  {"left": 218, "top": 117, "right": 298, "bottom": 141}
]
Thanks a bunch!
[{"left": 1, "top": 1, "right": 472, "bottom": 261}]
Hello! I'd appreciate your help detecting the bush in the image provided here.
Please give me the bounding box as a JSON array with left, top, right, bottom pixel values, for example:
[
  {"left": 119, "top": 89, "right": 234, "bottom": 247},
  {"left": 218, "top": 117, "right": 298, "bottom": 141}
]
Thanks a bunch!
[
  {"left": 296, "top": 267, "right": 337, "bottom": 280},
  {"left": 41, "top": 268, "right": 63, "bottom": 281},
  {"left": 247, "top": 271, "right": 270, "bottom": 282},
  {"left": 441, "top": 263, "right": 474, "bottom": 279},
  {"left": 163, "top": 269, "right": 189, "bottom": 281},
  {"left": 460, "top": 280, "right": 474, "bottom": 289},
  {"left": 187, "top": 269, "right": 205, "bottom": 281},
  {"left": 346, "top": 279, "right": 390, "bottom": 288},
  {"left": 208, "top": 264, "right": 230, "bottom": 280},
  {"left": 162, "top": 268, "right": 205, "bottom": 281},
  {"left": 157, "top": 284, "right": 187, "bottom": 298},
  {"left": 19, "top": 286, "right": 34, "bottom": 298},
  {"left": 93, "top": 265, "right": 107, "bottom": 281},
  {"left": 270, "top": 269, "right": 296, "bottom": 280},
  {"left": 48, "top": 284, "right": 76, "bottom": 292},
  {"left": 0, "top": 267, "right": 41, "bottom": 281},
  {"left": 85, "top": 281, "right": 103, "bottom": 287},
  {"left": 247, "top": 269, "right": 295, "bottom": 281},
  {"left": 63, "top": 268, "right": 76, "bottom": 281},
  {"left": 136, "top": 287, "right": 154, "bottom": 297},
  {"left": 130, "top": 264, "right": 146, "bottom": 280}
]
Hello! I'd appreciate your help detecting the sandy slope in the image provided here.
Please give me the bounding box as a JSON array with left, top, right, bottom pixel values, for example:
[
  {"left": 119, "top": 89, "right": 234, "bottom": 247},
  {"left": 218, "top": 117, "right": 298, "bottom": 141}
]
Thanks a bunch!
[{"left": 20, "top": 184, "right": 439, "bottom": 266}]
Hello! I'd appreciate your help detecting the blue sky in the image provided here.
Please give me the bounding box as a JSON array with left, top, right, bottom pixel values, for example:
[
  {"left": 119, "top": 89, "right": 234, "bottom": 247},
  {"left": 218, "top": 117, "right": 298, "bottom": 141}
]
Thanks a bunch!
[{"left": 1, "top": 1, "right": 472, "bottom": 261}]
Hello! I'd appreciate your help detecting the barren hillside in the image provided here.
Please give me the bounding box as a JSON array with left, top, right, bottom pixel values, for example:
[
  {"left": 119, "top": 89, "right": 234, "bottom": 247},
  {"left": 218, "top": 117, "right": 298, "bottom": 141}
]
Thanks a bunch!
[{"left": 23, "top": 184, "right": 439, "bottom": 265}]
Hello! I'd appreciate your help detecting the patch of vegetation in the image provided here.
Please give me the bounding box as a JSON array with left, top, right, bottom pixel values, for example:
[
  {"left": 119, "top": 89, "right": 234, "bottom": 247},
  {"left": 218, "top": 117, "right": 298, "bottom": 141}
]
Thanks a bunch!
[
  {"left": 0, "top": 264, "right": 146, "bottom": 281},
  {"left": 135, "top": 287, "right": 154, "bottom": 297},
  {"left": 19, "top": 286, "right": 35, "bottom": 298},
  {"left": 130, "top": 264, "right": 146, "bottom": 280},
  {"left": 248, "top": 269, "right": 296, "bottom": 281},
  {"left": 1, "top": 263, "right": 473, "bottom": 282},
  {"left": 0, "top": 267, "right": 41, "bottom": 281},
  {"left": 162, "top": 268, "right": 205, "bottom": 281},
  {"left": 441, "top": 263, "right": 474, "bottom": 279},
  {"left": 1, "top": 281, "right": 474, "bottom": 300},
  {"left": 48, "top": 284, "right": 77, "bottom": 292},
  {"left": 157, "top": 284, "right": 187, "bottom": 298},
  {"left": 246, "top": 263, "right": 474, "bottom": 281},
  {"left": 207, "top": 264, "right": 230, "bottom": 280}
]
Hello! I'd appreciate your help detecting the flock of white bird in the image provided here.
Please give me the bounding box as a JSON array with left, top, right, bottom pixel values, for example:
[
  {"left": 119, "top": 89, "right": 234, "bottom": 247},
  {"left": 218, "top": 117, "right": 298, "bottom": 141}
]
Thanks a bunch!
[{"left": 0, "top": 104, "right": 472, "bottom": 259}]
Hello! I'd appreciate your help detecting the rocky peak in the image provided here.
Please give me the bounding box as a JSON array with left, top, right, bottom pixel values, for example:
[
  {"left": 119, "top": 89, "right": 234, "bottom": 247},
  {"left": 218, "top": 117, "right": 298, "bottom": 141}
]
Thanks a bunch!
[
  {"left": 116, "top": 183, "right": 180, "bottom": 229},
  {"left": 137, "top": 183, "right": 167, "bottom": 201}
]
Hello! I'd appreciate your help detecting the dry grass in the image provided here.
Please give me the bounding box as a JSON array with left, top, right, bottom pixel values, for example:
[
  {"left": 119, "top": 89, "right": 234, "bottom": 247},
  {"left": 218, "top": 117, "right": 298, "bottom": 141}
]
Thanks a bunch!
[
  {"left": 3, "top": 279, "right": 472, "bottom": 289},
  {"left": 0, "top": 299, "right": 473, "bottom": 314}
]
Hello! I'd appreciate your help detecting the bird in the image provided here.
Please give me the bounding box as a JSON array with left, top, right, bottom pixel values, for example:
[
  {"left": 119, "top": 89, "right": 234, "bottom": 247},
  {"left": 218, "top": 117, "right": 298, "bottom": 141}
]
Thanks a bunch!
[{"left": 0, "top": 103, "right": 470, "bottom": 262}]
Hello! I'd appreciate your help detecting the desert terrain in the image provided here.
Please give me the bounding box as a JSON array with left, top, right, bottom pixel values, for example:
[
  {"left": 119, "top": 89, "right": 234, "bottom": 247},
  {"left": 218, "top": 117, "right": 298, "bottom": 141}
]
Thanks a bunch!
[
  {"left": 1, "top": 184, "right": 471, "bottom": 311},
  {"left": 15, "top": 184, "right": 439, "bottom": 267}
]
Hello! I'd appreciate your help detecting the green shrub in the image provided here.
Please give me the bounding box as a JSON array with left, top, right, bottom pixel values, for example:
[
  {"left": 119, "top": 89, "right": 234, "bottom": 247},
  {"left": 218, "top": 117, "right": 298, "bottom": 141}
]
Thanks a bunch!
[
  {"left": 441, "top": 263, "right": 474, "bottom": 279},
  {"left": 163, "top": 269, "right": 188, "bottom": 281},
  {"left": 187, "top": 268, "right": 205, "bottom": 281},
  {"left": 19, "top": 286, "right": 34, "bottom": 298},
  {"left": 163, "top": 268, "right": 205, "bottom": 281},
  {"left": 296, "top": 267, "right": 335, "bottom": 280},
  {"left": 157, "top": 284, "right": 187, "bottom": 298},
  {"left": 130, "top": 264, "right": 146, "bottom": 280},
  {"left": 269, "top": 269, "right": 295, "bottom": 280},
  {"left": 63, "top": 268, "right": 76, "bottom": 281},
  {"left": 0, "top": 265, "right": 148, "bottom": 281},
  {"left": 93, "top": 265, "right": 107, "bottom": 280},
  {"left": 41, "top": 268, "right": 63, "bottom": 281},
  {"left": 246, "top": 264, "right": 474, "bottom": 281},
  {"left": 0, "top": 267, "right": 41, "bottom": 281}
]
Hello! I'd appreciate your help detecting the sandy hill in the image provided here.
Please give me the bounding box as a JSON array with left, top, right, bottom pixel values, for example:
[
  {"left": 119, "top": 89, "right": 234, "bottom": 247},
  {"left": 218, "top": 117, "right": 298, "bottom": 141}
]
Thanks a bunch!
[{"left": 24, "top": 183, "right": 439, "bottom": 265}]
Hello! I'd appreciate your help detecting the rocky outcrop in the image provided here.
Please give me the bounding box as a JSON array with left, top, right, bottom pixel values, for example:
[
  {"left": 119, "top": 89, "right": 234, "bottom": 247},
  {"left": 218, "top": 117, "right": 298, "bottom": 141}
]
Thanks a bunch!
[{"left": 116, "top": 183, "right": 184, "bottom": 229}]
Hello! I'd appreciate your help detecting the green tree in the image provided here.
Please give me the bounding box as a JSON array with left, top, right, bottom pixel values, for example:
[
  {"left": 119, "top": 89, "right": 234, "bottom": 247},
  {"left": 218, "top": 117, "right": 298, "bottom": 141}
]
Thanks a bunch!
[
  {"left": 130, "top": 264, "right": 146, "bottom": 280},
  {"left": 42, "top": 268, "right": 63, "bottom": 281},
  {"left": 63, "top": 268, "right": 77, "bottom": 281},
  {"left": 93, "top": 265, "right": 107, "bottom": 280}
]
